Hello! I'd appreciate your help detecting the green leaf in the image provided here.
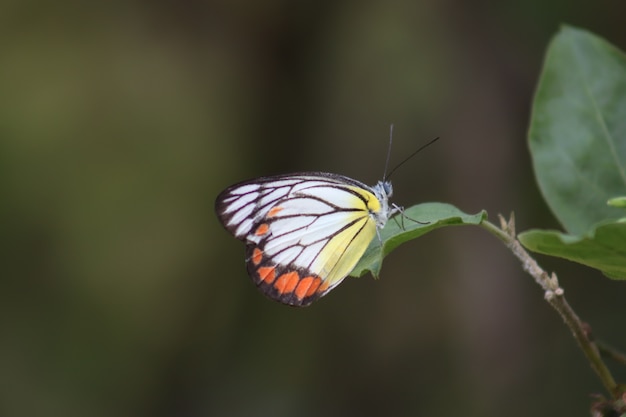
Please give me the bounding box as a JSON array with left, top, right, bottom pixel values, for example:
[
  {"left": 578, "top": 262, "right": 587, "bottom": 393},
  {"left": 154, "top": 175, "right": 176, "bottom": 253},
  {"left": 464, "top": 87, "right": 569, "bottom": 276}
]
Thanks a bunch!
[
  {"left": 519, "top": 221, "right": 626, "bottom": 280},
  {"left": 607, "top": 196, "right": 626, "bottom": 208},
  {"left": 350, "top": 203, "right": 486, "bottom": 278},
  {"left": 528, "top": 25, "right": 626, "bottom": 235}
]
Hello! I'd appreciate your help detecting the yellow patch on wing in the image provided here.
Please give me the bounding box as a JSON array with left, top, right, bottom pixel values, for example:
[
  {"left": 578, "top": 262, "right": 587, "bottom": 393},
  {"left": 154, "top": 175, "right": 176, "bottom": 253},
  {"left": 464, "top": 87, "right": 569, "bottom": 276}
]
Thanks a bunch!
[
  {"left": 307, "top": 186, "right": 381, "bottom": 289},
  {"left": 348, "top": 185, "right": 380, "bottom": 213}
]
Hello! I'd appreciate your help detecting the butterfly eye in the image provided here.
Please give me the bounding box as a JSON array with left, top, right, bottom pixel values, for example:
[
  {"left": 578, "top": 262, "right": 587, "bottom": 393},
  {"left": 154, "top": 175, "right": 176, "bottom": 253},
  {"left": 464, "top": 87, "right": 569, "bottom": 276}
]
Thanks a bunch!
[{"left": 383, "top": 181, "right": 393, "bottom": 197}]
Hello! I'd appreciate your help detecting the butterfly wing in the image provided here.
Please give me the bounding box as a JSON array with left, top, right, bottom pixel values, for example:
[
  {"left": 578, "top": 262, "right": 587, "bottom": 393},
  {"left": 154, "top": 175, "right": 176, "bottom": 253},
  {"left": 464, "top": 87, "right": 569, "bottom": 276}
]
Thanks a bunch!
[{"left": 215, "top": 173, "right": 383, "bottom": 306}]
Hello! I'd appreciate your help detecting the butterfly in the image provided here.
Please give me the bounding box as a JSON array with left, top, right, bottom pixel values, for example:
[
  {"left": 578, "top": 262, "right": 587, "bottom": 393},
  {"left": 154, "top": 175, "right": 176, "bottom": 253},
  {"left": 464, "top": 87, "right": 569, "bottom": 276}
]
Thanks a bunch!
[
  {"left": 215, "top": 134, "right": 437, "bottom": 307},
  {"left": 215, "top": 172, "right": 397, "bottom": 306}
]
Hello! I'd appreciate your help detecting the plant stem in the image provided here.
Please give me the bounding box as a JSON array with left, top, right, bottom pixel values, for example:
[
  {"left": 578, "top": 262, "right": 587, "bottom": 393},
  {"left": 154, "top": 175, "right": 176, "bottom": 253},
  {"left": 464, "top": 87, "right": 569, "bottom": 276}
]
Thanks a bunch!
[
  {"left": 596, "top": 340, "right": 626, "bottom": 367},
  {"left": 480, "top": 216, "right": 619, "bottom": 398}
]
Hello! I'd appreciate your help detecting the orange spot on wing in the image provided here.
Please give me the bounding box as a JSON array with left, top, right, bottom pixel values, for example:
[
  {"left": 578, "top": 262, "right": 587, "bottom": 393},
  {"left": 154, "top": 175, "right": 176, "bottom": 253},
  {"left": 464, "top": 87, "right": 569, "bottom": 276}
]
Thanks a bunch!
[
  {"left": 267, "top": 206, "right": 283, "bottom": 217},
  {"left": 252, "top": 248, "right": 263, "bottom": 265},
  {"left": 274, "top": 271, "right": 300, "bottom": 295},
  {"left": 255, "top": 223, "right": 270, "bottom": 236},
  {"left": 304, "top": 277, "right": 322, "bottom": 297},
  {"left": 295, "top": 276, "right": 319, "bottom": 300},
  {"left": 257, "top": 266, "right": 276, "bottom": 284},
  {"left": 318, "top": 280, "right": 330, "bottom": 293}
]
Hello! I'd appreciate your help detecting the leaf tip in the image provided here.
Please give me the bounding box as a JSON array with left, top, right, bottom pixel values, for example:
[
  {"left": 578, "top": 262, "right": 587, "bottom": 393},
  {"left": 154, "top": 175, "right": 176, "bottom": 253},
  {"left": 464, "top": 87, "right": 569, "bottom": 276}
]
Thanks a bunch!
[{"left": 607, "top": 196, "right": 626, "bottom": 208}]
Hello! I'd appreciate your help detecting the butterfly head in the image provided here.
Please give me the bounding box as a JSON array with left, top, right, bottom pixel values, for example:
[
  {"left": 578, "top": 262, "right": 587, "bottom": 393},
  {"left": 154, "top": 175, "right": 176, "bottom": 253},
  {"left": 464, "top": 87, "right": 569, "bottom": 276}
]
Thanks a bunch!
[
  {"left": 371, "top": 180, "right": 394, "bottom": 228},
  {"left": 379, "top": 180, "right": 393, "bottom": 198}
]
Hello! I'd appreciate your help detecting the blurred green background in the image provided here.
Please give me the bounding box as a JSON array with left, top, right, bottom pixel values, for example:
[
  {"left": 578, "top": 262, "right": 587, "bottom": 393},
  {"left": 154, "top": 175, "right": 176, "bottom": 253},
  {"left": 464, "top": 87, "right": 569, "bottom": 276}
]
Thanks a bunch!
[{"left": 2, "top": 1, "right": 626, "bottom": 416}]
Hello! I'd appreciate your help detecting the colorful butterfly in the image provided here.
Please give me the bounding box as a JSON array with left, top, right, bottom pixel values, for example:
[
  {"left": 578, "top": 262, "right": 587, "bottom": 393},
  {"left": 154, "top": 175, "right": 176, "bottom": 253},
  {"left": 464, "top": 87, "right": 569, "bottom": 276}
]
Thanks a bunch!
[{"left": 215, "top": 172, "right": 397, "bottom": 306}]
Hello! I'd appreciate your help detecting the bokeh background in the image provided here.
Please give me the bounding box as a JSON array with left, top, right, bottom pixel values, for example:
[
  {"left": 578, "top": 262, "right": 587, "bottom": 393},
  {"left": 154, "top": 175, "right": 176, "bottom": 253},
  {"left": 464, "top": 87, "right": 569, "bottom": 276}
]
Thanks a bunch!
[{"left": 2, "top": 1, "right": 626, "bottom": 416}]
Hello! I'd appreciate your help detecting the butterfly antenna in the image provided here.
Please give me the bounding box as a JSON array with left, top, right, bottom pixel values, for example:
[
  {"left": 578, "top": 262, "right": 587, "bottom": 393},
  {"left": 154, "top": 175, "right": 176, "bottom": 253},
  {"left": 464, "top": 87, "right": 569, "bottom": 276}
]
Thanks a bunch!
[
  {"left": 383, "top": 124, "right": 395, "bottom": 180},
  {"left": 385, "top": 136, "right": 440, "bottom": 180}
]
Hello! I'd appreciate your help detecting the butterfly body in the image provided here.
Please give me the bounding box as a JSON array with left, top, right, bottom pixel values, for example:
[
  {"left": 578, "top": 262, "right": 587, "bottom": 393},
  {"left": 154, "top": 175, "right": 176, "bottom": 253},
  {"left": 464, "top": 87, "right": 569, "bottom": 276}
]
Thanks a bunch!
[{"left": 215, "top": 172, "right": 395, "bottom": 306}]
